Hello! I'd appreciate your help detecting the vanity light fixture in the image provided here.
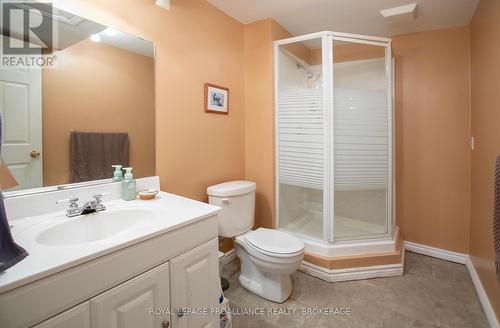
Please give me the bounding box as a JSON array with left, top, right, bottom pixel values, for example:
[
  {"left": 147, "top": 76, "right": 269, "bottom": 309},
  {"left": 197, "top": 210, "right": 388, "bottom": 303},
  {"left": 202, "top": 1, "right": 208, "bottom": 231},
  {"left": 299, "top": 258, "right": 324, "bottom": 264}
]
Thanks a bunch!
[
  {"left": 380, "top": 3, "right": 417, "bottom": 20},
  {"left": 104, "top": 27, "right": 118, "bottom": 36},
  {"left": 155, "top": 0, "right": 170, "bottom": 10},
  {"left": 90, "top": 34, "right": 101, "bottom": 42}
]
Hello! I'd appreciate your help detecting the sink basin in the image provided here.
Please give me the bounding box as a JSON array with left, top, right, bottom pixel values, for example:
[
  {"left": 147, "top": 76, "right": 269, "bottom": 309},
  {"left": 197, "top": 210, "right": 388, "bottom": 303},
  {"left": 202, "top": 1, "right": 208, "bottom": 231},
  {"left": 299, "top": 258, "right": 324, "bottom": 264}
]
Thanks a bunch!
[{"left": 36, "top": 208, "right": 158, "bottom": 246}]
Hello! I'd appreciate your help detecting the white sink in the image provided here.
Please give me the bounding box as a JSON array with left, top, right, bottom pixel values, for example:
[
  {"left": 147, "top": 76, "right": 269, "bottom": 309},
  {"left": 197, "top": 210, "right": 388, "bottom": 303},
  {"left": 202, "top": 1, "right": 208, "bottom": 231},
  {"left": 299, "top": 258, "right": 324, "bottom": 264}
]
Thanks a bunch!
[{"left": 36, "top": 208, "right": 159, "bottom": 246}]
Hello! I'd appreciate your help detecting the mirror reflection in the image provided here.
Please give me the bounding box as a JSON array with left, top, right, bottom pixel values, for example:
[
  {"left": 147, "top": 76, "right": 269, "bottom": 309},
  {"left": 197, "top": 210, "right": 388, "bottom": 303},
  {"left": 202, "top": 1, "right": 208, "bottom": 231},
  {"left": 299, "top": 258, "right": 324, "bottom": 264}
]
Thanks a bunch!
[{"left": 0, "top": 6, "right": 155, "bottom": 192}]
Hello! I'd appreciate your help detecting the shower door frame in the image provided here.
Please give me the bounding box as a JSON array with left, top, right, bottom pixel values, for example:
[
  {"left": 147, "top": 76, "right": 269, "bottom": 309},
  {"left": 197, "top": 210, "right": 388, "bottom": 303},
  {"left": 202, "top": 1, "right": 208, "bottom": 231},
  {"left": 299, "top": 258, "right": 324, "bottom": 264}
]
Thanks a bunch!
[{"left": 274, "top": 31, "right": 394, "bottom": 245}]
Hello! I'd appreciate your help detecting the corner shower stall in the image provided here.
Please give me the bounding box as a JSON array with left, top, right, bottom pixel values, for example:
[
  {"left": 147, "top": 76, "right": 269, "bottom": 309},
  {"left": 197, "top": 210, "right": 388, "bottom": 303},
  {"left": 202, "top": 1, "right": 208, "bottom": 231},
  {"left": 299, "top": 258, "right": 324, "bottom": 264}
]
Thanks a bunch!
[{"left": 275, "top": 31, "right": 395, "bottom": 257}]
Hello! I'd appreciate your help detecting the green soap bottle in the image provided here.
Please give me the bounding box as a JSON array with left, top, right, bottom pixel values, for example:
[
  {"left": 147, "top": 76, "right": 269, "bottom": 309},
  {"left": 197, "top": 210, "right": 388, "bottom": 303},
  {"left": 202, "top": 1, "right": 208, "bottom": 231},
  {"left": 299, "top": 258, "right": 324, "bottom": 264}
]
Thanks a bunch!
[
  {"left": 121, "top": 167, "right": 136, "bottom": 201},
  {"left": 112, "top": 165, "right": 123, "bottom": 182}
]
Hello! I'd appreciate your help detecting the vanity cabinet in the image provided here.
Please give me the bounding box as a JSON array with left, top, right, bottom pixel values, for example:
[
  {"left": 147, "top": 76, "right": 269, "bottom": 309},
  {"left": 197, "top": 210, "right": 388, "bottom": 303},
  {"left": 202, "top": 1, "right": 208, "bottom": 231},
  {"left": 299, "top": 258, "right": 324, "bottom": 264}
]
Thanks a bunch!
[
  {"left": 30, "top": 238, "right": 219, "bottom": 328},
  {"left": 12, "top": 238, "right": 220, "bottom": 328},
  {"left": 91, "top": 262, "right": 170, "bottom": 328}
]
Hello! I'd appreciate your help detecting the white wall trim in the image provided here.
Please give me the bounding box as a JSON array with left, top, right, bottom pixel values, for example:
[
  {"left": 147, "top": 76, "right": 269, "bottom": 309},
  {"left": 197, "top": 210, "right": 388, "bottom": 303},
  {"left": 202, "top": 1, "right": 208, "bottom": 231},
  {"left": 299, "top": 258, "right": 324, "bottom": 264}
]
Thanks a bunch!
[
  {"left": 299, "top": 261, "right": 403, "bottom": 283},
  {"left": 404, "top": 241, "right": 499, "bottom": 328},
  {"left": 466, "top": 258, "right": 500, "bottom": 328},
  {"left": 404, "top": 241, "right": 468, "bottom": 264},
  {"left": 221, "top": 249, "right": 237, "bottom": 267}
]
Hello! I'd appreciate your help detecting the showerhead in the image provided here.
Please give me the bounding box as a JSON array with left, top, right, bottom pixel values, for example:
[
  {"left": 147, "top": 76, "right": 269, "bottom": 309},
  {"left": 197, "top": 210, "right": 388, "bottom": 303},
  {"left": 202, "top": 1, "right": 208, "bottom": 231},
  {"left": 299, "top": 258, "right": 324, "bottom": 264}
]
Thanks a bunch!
[{"left": 297, "top": 62, "right": 315, "bottom": 79}]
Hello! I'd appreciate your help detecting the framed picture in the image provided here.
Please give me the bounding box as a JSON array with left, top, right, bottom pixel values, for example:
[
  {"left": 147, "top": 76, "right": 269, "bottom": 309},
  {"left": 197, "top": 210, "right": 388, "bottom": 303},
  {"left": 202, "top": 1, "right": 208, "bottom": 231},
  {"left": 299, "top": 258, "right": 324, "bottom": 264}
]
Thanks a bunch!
[{"left": 204, "top": 83, "right": 229, "bottom": 115}]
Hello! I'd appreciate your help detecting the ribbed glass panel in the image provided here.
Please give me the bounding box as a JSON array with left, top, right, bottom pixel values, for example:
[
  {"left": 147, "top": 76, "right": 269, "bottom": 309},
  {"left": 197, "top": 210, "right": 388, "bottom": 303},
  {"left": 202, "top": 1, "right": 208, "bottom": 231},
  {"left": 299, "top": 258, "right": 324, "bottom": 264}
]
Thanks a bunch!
[
  {"left": 334, "top": 89, "right": 388, "bottom": 190},
  {"left": 278, "top": 89, "right": 323, "bottom": 189},
  {"left": 333, "top": 41, "right": 388, "bottom": 240},
  {"left": 277, "top": 39, "right": 324, "bottom": 241}
]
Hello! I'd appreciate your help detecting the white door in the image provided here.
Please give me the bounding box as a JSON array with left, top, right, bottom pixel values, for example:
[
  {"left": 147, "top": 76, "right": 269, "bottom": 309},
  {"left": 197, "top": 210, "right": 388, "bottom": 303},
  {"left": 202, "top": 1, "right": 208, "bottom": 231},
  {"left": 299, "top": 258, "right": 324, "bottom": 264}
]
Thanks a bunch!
[
  {"left": 170, "top": 238, "right": 219, "bottom": 328},
  {"left": 91, "top": 262, "right": 170, "bottom": 328},
  {"left": 0, "top": 66, "right": 42, "bottom": 190},
  {"left": 33, "top": 302, "right": 90, "bottom": 328}
]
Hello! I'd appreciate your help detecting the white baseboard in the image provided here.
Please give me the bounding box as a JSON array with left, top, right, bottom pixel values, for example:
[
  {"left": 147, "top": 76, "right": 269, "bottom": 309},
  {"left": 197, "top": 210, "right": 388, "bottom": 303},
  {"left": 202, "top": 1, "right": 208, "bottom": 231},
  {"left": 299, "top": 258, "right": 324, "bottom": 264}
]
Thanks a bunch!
[
  {"left": 404, "top": 241, "right": 499, "bottom": 328},
  {"left": 299, "top": 260, "right": 404, "bottom": 283},
  {"left": 466, "top": 258, "right": 500, "bottom": 328},
  {"left": 221, "top": 249, "right": 237, "bottom": 266},
  {"left": 404, "top": 241, "right": 468, "bottom": 264}
]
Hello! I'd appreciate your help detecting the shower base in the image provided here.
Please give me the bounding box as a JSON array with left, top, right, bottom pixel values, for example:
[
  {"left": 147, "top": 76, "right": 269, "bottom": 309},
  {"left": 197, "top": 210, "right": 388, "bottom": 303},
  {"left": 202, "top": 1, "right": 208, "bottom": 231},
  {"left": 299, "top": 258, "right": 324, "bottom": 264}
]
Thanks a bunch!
[
  {"left": 280, "top": 212, "right": 400, "bottom": 257},
  {"left": 282, "top": 213, "right": 387, "bottom": 241}
]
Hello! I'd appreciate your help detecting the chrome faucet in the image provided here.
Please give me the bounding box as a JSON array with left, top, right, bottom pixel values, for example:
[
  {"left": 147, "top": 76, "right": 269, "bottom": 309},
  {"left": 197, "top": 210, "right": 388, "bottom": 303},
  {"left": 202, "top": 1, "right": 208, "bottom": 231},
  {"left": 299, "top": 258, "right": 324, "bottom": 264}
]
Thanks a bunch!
[{"left": 56, "top": 193, "right": 109, "bottom": 217}]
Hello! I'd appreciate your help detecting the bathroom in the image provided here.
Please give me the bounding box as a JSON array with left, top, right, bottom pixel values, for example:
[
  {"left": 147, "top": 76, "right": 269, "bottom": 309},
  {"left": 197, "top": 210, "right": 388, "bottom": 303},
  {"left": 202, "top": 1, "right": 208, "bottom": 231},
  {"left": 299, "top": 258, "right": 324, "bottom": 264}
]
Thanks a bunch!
[{"left": 0, "top": 0, "right": 499, "bottom": 327}]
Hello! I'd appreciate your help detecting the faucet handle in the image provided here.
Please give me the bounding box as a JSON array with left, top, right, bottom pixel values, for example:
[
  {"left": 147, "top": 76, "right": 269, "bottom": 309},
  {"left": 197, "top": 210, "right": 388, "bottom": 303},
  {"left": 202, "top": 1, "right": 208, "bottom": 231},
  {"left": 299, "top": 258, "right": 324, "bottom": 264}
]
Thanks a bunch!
[
  {"left": 69, "top": 198, "right": 79, "bottom": 209},
  {"left": 92, "top": 192, "right": 110, "bottom": 211},
  {"left": 56, "top": 197, "right": 81, "bottom": 217},
  {"left": 93, "top": 192, "right": 110, "bottom": 202}
]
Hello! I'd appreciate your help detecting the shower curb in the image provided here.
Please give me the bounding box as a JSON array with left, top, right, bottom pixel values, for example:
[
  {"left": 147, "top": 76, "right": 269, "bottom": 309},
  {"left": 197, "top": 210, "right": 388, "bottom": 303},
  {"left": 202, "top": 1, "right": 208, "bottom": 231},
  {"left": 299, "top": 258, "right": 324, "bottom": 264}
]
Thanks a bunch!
[{"left": 298, "top": 260, "right": 404, "bottom": 283}]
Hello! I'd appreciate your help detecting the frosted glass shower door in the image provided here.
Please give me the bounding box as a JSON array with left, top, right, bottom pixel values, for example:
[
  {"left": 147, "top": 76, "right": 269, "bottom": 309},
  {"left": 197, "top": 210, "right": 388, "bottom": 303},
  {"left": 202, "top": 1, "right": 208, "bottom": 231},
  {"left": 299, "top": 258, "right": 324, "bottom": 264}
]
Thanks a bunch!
[
  {"left": 276, "top": 38, "right": 325, "bottom": 240},
  {"left": 332, "top": 39, "right": 391, "bottom": 240}
]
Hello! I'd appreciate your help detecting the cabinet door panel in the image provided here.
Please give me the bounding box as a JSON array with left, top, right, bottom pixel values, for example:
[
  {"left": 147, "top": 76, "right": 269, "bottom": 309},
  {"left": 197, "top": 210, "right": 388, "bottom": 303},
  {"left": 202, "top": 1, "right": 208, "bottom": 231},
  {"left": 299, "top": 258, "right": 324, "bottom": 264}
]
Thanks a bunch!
[
  {"left": 91, "top": 262, "right": 170, "bottom": 328},
  {"left": 33, "top": 302, "right": 90, "bottom": 328},
  {"left": 170, "top": 238, "right": 219, "bottom": 328}
]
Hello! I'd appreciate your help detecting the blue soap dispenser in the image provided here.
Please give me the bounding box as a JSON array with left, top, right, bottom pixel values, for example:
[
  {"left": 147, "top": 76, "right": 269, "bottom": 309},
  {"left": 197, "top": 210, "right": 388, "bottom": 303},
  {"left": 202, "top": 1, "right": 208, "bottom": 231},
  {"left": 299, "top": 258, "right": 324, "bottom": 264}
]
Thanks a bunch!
[
  {"left": 112, "top": 165, "right": 123, "bottom": 182},
  {"left": 121, "top": 167, "right": 136, "bottom": 201}
]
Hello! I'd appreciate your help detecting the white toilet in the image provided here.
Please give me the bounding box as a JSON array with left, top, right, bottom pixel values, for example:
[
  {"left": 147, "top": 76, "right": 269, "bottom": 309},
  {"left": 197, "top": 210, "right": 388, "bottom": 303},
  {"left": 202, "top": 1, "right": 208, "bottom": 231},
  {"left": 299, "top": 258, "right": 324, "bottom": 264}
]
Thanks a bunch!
[{"left": 208, "top": 181, "right": 304, "bottom": 303}]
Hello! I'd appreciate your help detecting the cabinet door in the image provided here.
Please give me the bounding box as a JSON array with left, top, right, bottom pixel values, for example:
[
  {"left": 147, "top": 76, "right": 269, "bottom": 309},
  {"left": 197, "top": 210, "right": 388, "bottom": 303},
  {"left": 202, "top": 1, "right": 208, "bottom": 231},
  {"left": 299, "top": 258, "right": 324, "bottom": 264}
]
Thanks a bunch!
[
  {"left": 91, "top": 262, "right": 170, "bottom": 328},
  {"left": 170, "top": 238, "right": 219, "bottom": 328},
  {"left": 33, "top": 302, "right": 90, "bottom": 328}
]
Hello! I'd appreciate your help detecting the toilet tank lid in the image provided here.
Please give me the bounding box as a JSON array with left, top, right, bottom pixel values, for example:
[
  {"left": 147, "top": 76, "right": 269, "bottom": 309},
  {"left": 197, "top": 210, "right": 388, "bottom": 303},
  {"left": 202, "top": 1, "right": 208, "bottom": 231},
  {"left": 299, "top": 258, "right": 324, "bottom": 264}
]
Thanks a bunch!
[{"left": 207, "top": 180, "right": 256, "bottom": 197}]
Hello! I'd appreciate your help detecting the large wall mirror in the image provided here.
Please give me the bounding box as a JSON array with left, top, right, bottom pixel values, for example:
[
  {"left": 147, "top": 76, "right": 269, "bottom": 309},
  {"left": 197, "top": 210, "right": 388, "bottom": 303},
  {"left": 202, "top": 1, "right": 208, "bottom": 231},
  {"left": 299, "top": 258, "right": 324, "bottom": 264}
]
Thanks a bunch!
[{"left": 0, "top": 3, "right": 155, "bottom": 194}]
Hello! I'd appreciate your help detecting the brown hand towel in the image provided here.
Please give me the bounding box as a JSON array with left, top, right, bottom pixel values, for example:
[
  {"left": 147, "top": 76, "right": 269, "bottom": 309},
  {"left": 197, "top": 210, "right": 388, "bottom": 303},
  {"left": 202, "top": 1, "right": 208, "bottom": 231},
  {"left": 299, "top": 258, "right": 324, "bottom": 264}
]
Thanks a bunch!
[
  {"left": 70, "top": 131, "right": 129, "bottom": 183},
  {"left": 494, "top": 156, "right": 500, "bottom": 278}
]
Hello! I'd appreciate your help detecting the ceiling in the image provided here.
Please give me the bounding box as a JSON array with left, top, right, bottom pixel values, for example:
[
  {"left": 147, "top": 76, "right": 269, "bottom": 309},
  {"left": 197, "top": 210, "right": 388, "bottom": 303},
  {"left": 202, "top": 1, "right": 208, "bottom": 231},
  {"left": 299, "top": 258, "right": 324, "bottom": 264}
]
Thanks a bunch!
[
  {"left": 0, "top": 1, "right": 153, "bottom": 58},
  {"left": 51, "top": 6, "right": 154, "bottom": 58},
  {"left": 207, "top": 0, "right": 480, "bottom": 37}
]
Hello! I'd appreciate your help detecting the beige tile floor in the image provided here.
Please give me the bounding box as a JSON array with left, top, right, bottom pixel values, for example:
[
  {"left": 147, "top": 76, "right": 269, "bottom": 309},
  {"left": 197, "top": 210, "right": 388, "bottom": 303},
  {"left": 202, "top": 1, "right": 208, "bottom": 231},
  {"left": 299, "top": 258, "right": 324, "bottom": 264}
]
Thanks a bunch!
[{"left": 222, "top": 252, "right": 489, "bottom": 328}]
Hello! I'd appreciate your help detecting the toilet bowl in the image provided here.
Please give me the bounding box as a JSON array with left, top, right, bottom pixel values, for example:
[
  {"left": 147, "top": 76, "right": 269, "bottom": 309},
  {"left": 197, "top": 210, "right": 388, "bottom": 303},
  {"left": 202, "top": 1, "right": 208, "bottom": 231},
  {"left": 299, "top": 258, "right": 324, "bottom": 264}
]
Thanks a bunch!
[
  {"left": 235, "top": 228, "right": 304, "bottom": 303},
  {"left": 208, "top": 181, "right": 304, "bottom": 303}
]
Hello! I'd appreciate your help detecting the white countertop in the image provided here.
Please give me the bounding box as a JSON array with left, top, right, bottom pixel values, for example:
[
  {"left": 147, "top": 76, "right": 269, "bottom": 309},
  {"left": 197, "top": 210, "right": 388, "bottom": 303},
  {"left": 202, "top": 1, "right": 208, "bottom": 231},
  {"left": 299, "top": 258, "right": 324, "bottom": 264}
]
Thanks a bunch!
[{"left": 0, "top": 192, "right": 220, "bottom": 294}]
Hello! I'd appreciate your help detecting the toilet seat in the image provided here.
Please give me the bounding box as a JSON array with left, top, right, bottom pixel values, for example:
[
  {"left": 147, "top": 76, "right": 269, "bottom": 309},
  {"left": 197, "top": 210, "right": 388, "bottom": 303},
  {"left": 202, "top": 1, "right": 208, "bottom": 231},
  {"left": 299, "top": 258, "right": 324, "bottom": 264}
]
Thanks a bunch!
[{"left": 244, "top": 228, "right": 304, "bottom": 257}]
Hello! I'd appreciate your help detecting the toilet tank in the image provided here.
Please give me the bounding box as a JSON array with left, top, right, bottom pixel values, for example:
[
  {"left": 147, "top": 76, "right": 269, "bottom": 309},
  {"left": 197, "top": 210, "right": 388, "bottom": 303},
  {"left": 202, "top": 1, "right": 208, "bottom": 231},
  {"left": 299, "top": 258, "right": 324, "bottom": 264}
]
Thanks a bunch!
[{"left": 207, "top": 181, "right": 256, "bottom": 238}]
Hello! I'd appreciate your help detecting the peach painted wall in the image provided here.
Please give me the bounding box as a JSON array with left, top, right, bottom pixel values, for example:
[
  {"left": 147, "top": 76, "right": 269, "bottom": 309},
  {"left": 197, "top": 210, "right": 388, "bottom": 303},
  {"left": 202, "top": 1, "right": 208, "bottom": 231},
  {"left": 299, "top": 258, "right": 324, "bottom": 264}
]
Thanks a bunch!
[
  {"left": 239, "top": 19, "right": 307, "bottom": 248},
  {"left": 55, "top": 0, "right": 246, "bottom": 201},
  {"left": 393, "top": 26, "right": 472, "bottom": 253},
  {"left": 470, "top": 0, "right": 500, "bottom": 318},
  {"left": 43, "top": 39, "right": 155, "bottom": 186},
  {"left": 244, "top": 19, "right": 276, "bottom": 230},
  {"left": 243, "top": 19, "right": 301, "bottom": 230}
]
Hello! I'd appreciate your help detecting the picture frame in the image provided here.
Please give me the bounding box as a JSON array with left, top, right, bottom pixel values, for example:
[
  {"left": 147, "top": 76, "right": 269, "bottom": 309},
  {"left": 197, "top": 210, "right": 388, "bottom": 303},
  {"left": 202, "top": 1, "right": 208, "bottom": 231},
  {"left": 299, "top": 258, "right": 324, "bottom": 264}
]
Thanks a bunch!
[{"left": 204, "top": 83, "right": 229, "bottom": 115}]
